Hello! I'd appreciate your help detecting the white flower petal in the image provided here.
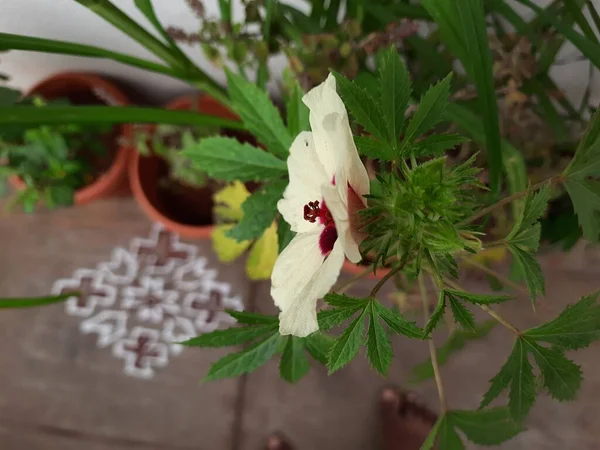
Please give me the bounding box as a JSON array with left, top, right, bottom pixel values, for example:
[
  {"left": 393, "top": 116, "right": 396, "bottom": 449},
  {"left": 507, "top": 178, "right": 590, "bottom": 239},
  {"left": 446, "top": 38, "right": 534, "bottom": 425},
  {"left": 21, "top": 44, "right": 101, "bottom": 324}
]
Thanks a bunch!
[
  {"left": 278, "top": 244, "right": 345, "bottom": 337},
  {"left": 323, "top": 185, "right": 361, "bottom": 263},
  {"left": 277, "top": 132, "right": 329, "bottom": 233},
  {"left": 271, "top": 230, "right": 345, "bottom": 337}
]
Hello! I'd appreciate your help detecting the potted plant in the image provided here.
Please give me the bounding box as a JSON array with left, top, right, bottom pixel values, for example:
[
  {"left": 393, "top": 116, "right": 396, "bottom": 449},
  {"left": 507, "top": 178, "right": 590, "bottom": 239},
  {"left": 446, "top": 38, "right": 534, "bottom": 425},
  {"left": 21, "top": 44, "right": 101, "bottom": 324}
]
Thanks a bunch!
[{"left": 0, "top": 72, "right": 132, "bottom": 210}]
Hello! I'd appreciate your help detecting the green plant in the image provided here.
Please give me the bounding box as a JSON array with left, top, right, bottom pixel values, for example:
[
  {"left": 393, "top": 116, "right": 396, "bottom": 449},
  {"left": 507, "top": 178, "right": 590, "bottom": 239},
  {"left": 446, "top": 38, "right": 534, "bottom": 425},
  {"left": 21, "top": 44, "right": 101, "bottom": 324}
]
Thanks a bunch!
[
  {"left": 0, "top": 87, "right": 112, "bottom": 212},
  {"left": 180, "top": 49, "right": 600, "bottom": 449}
]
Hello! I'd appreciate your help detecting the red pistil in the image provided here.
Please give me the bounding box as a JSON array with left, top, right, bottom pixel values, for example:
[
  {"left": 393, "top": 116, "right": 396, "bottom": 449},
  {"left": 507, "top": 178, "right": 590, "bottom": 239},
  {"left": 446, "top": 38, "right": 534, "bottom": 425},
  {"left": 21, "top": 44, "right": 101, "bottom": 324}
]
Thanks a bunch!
[{"left": 303, "top": 200, "right": 334, "bottom": 227}]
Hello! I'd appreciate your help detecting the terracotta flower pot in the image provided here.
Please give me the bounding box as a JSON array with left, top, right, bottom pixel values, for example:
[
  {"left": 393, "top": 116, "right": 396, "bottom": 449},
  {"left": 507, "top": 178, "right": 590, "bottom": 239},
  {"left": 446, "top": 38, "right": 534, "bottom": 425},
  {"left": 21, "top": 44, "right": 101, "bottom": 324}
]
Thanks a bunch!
[
  {"left": 342, "top": 259, "right": 391, "bottom": 280},
  {"left": 10, "top": 72, "right": 133, "bottom": 205},
  {"left": 129, "top": 94, "right": 240, "bottom": 239}
]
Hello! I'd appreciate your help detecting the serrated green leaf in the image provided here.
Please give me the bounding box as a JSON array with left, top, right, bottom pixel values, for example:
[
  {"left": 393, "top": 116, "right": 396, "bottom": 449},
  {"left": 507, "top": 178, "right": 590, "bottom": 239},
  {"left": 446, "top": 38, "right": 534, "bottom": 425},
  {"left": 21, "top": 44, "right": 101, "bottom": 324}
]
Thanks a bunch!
[
  {"left": 420, "top": 416, "right": 443, "bottom": 450},
  {"left": 227, "top": 180, "right": 286, "bottom": 242},
  {"left": 317, "top": 306, "right": 363, "bottom": 331},
  {"left": 444, "top": 289, "right": 513, "bottom": 305},
  {"left": 226, "top": 309, "right": 278, "bottom": 325},
  {"left": 565, "top": 177, "right": 600, "bottom": 241},
  {"left": 480, "top": 338, "right": 536, "bottom": 421},
  {"left": 305, "top": 332, "right": 335, "bottom": 365},
  {"left": 324, "top": 293, "right": 370, "bottom": 309},
  {"left": 524, "top": 291, "right": 600, "bottom": 350},
  {"left": 449, "top": 408, "right": 524, "bottom": 445},
  {"left": 525, "top": 340, "right": 582, "bottom": 401},
  {"left": 212, "top": 224, "right": 251, "bottom": 262},
  {"left": 379, "top": 47, "right": 411, "bottom": 146},
  {"left": 508, "top": 184, "right": 550, "bottom": 242},
  {"left": 400, "top": 73, "right": 452, "bottom": 154},
  {"left": 437, "top": 416, "right": 465, "bottom": 450},
  {"left": 411, "top": 320, "right": 496, "bottom": 383},
  {"left": 509, "top": 223, "right": 541, "bottom": 253},
  {"left": 413, "top": 134, "right": 468, "bottom": 157},
  {"left": 184, "top": 136, "right": 287, "bottom": 182},
  {"left": 354, "top": 135, "right": 395, "bottom": 160},
  {"left": 366, "top": 302, "right": 393, "bottom": 375},
  {"left": 332, "top": 71, "right": 388, "bottom": 142},
  {"left": 279, "top": 336, "right": 310, "bottom": 383},
  {"left": 276, "top": 217, "right": 295, "bottom": 253},
  {"left": 205, "top": 331, "right": 282, "bottom": 381},
  {"left": 448, "top": 296, "right": 476, "bottom": 333},
  {"left": 423, "top": 290, "right": 446, "bottom": 337},
  {"left": 0, "top": 293, "right": 73, "bottom": 309},
  {"left": 46, "top": 185, "right": 74, "bottom": 208},
  {"left": 286, "top": 80, "right": 310, "bottom": 138},
  {"left": 181, "top": 323, "right": 277, "bottom": 347},
  {"left": 376, "top": 302, "right": 424, "bottom": 339},
  {"left": 327, "top": 309, "right": 367, "bottom": 374},
  {"left": 508, "top": 244, "right": 545, "bottom": 305},
  {"left": 226, "top": 69, "right": 292, "bottom": 158}
]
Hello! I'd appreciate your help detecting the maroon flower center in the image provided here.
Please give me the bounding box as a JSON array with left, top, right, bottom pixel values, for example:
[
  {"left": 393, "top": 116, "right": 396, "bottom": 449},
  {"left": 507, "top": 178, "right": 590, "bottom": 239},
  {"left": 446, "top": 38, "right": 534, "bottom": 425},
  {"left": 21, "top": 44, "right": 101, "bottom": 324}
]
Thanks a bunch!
[{"left": 303, "top": 199, "right": 338, "bottom": 255}]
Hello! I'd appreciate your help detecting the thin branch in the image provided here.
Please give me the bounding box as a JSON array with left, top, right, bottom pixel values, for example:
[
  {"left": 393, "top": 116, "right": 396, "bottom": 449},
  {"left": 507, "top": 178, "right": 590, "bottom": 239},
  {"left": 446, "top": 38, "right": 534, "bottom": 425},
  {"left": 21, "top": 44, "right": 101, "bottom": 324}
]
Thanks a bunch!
[
  {"left": 461, "top": 258, "right": 528, "bottom": 296},
  {"left": 334, "top": 266, "right": 373, "bottom": 294},
  {"left": 418, "top": 275, "right": 447, "bottom": 412},
  {"left": 459, "top": 176, "right": 561, "bottom": 226},
  {"left": 370, "top": 262, "right": 406, "bottom": 297}
]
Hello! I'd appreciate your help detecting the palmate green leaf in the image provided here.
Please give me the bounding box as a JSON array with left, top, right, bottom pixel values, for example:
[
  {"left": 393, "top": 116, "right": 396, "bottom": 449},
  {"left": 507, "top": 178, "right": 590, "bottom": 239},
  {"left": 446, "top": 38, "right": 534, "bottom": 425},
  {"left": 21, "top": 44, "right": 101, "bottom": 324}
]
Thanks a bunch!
[
  {"left": 420, "top": 416, "right": 444, "bottom": 450},
  {"left": 509, "top": 224, "right": 541, "bottom": 253},
  {"left": 449, "top": 408, "right": 524, "bottom": 445},
  {"left": 227, "top": 180, "right": 286, "bottom": 242},
  {"left": 226, "top": 69, "right": 292, "bottom": 158},
  {"left": 317, "top": 306, "right": 363, "bottom": 331},
  {"left": 565, "top": 177, "right": 600, "bottom": 241},
  {"left": 205, "top": 331, "right": 282, "bottom": 381},
  {"left": 508, "top": 244, "right": 545, "bottom": 305},
  {"left": 423, "top": 290, "right": 446, "bottom": 337},
  {"left": 183, "top": 136, "right": 287, "bottom": 182},
  {"left": 437, "top": 416, "right": 465, "bottom": 450},
  {"left": 366, "top": 302, "right": 393, "bottom": 375},
  {"left": 399, "top": 73, "right": 452, "bottom": 155},
  {"left": 524, "top": 291, "right": 600, "bottom": 350},
  {"left": 286, "top": 80, "right": 310, "bottom": 138},
  {"left": 327, "top": 308, "right": 368, "bottom": 374},
  {"left": 508, "top": 184, "right": 551, "bottom": 241},
  {"left": 448, "top": 296, "right": 476, "bottom": 333},
  {"left": 379, "top": 47, "right": 411, "bottom": 146},
  {"left": 375, "top": 302, "right": 423, "bottom": 339},
  {"left": 279, "top": 336, "right": 310, "bottom": 383},
  {"left": 480, "top": 338, "right": 536, "bottom": 421},
  {"left": 226, "top": 309, "right": 278, "bottom": 325},
  {"left": 412, "top": 134, "right": 468, "bottom": 158},
  {"left": 333, "top": 72, "right": 388, "bottom": 143},
  {"left": 444, "top": 289, "right": 512, "bottom": 305},
  {"left": 181, "top": 323, "right": 277, "bottom": 347},
  {"left": 304, "top": 332, "right": 335, "bottom": 365},
  {"left": 324, "top": 293, "right": 370, "bottom": 308},
  {"left": 0, "top": 293, "right": 74, "bottom": 309},
  {"left": 277, "top": 217, "right": 295, "bottom": 253},
  {"left": 524, "top": 340, "right": 582, "bottom": 401},
  {"left": 354, "top": 136, "right": 395, "bottom": 160},
  {"left": 423, "top": 0, "right": 502, "bottom": 194},
  {"left": 411, "top": 320, "right": 496, "bottom": 383}
]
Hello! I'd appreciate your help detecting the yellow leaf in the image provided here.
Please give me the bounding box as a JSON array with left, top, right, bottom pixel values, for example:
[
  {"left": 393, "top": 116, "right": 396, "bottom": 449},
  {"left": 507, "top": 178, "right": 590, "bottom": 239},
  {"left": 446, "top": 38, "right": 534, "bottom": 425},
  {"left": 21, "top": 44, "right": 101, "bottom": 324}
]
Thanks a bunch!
[
  {"left": 246, "top": 223, "right": 279, "bottom": 280},
  {"left": 212, "top": 224, "right": 251, "bottom": 262},
  {"left": 213, "top": 181, "right": 250, "bottom": 222}
]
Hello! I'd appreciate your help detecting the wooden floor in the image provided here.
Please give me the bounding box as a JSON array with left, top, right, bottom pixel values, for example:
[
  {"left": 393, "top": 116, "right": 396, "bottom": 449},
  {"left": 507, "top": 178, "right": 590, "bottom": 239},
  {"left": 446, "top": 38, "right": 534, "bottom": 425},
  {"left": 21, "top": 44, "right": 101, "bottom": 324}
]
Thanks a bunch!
[{"left": 1, "top": 198, "right": 599, "bottom": 450}]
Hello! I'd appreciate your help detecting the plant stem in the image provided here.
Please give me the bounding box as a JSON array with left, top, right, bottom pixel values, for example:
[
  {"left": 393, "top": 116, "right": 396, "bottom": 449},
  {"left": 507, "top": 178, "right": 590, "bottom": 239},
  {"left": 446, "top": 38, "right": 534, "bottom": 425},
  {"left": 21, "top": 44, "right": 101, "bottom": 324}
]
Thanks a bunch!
[
  {"left": 442, "top": 276, "right": 521, "bottom": 335},
  {"left": 418, "top": 275, "right": 447, "bottom": 412},
  {"left": 370, "top": 262, "right": 406, "bottom": 297},
  {"left": 334, "top": 266, "right": 373, "bottom": 294},
  {"left": 460, "top": 176, "right": 560, "bottom": 226},
  {"left": 461, "top": 258, "right": 528, "bottom": 296}
]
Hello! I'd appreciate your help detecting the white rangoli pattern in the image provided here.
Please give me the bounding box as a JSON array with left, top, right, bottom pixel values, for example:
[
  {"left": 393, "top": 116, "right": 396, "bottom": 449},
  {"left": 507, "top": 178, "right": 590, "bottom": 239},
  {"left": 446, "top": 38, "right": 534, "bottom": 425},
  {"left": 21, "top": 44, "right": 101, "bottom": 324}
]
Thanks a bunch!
[{"left": 51, "top": 223, "right": 243, "bottom": 379}]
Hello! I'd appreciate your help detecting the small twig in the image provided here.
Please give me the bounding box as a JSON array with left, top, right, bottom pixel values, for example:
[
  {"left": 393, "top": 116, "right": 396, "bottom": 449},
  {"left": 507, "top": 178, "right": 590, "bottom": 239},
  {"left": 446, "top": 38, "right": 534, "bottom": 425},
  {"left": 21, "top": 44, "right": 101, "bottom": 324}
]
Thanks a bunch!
[
  {"left": 461, "top": 258, "right": 529, "bottom": 296},
  {"left": 459, "top": 176, "right": 560, "bottom": 226},
  {"left": 334, "top": 266, "right": 373, "bottom": 294},
  {"left": 442, "top": 276, "right": 521, "bottom": 335},
  {"left": 418, "top": 275, "right": 447, "bottom": 412},
  {"left": 370, "top": 262, "right": 406, "bottom": 298}
]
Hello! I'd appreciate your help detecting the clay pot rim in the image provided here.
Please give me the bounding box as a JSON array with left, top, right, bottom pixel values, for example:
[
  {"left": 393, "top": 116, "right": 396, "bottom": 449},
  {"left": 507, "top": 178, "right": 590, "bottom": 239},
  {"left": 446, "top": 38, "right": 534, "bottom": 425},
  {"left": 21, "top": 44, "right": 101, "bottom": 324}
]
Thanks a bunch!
[{"left": 10, "top": 72, "right": 132, "bottom": 205}]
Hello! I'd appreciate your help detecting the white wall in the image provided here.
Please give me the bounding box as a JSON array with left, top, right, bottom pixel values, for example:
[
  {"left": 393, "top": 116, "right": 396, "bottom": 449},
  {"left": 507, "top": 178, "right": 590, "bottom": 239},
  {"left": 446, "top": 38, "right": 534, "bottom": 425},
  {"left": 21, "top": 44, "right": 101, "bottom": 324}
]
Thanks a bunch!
[{"left": 0, "top": 0, "right": 598, "bottom": 108}]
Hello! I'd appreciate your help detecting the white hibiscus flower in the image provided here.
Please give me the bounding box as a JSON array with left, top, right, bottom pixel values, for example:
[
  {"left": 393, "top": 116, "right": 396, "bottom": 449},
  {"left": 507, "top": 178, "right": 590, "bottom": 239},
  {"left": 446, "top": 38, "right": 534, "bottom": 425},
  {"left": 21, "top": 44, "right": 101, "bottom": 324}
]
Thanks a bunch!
[{"left": 271, "top": 74, "right": 370, "bottom": 337}]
